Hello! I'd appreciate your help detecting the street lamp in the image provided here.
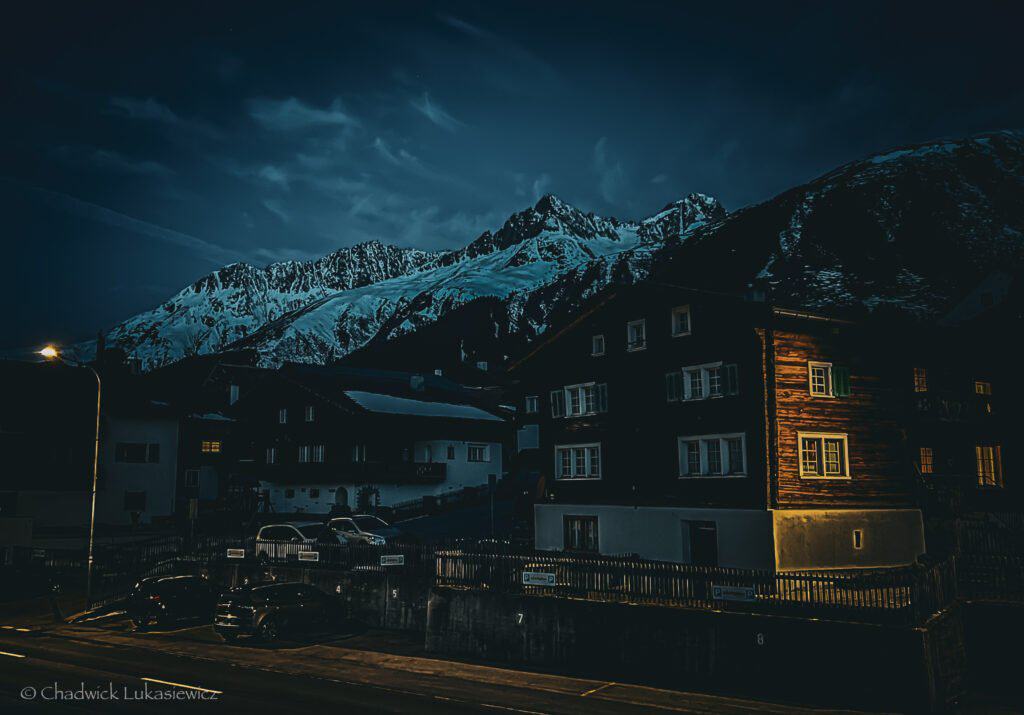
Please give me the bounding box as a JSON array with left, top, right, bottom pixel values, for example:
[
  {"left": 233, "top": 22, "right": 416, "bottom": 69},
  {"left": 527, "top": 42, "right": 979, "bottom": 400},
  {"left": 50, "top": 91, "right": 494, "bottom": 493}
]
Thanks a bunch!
[{"left": 40, "top": 345, "right": 102, "bottom": 609}]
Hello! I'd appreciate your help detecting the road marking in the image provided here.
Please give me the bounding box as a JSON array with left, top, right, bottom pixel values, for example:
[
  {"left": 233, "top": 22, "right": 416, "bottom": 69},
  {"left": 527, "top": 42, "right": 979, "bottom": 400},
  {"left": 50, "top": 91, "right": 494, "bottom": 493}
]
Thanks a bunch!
[
  {"left": 140, "top": 677, "right": 222, "bottom": 695},
  {"left": 0, "top": 651, "right": 26, "bottom": 658},
  {"left": 580, "top": 681, "right": 615, "bottom": 697}
]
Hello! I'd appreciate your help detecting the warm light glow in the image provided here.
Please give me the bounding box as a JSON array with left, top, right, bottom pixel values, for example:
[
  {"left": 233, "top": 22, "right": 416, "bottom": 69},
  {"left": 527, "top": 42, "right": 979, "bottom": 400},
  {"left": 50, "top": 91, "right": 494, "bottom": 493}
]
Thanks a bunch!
[{"left": 39, "top": 345, "right": 60, "bottom": 359}]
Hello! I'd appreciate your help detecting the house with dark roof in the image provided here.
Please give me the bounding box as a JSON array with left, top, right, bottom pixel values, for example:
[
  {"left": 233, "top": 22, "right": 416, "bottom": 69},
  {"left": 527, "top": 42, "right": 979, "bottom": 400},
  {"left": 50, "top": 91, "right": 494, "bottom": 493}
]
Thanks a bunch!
[
  {"left": 232, "top": 364, "right": 510, "bottom": 515},
  {"left": 509, "top": 281, "right": 1015, "bottom": 570}
]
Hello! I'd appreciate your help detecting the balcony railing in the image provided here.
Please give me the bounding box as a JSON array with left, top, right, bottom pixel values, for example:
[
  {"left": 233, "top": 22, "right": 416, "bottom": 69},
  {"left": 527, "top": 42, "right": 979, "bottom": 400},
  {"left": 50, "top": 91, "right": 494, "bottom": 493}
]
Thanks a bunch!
[
  {"left": 913, "top": 390, "right": 993, "bottom": 422},
  {"left": 339, "top": 460, "right": 447, "bottom": 482}
]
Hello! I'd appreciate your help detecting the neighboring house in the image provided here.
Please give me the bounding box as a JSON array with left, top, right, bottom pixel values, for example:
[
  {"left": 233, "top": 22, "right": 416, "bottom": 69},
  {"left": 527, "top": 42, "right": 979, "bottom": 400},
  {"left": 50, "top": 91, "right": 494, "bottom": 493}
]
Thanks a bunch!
[
  {"left": 97, "top": 404, "right": 180, "bottom": 526},
  {"left": 510, "top": 283, "right": 1015, "bottom": 571},
  {"left": 234, "top": 364, "right": 509, "bottom": 515}
]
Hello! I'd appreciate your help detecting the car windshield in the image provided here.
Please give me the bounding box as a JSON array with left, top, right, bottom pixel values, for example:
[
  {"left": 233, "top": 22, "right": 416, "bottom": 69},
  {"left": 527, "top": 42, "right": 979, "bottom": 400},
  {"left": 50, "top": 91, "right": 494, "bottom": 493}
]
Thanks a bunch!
[
  {"left": 354, "top": 516, "right": 388, "bottom": 531},
  {"left": 298, "top": 525, "right": 323, "bottom": 539}
]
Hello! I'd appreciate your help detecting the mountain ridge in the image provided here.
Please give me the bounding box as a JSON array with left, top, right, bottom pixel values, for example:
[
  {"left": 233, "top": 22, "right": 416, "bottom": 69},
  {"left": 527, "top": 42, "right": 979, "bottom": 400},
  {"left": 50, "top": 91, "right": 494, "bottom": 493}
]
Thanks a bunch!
[{"left": 99, "top": 130, "right": 1024, "bottom": 370}]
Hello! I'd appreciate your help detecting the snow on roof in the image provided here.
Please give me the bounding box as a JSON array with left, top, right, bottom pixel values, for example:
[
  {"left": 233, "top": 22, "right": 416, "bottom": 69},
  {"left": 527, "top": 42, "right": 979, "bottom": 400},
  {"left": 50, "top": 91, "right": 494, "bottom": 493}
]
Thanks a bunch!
[
  {"left": 192, "top": 412, "right": 235, "bottom": 422},
  {"left": 344, "top": 390, "right": 503, "bottom": 422}
]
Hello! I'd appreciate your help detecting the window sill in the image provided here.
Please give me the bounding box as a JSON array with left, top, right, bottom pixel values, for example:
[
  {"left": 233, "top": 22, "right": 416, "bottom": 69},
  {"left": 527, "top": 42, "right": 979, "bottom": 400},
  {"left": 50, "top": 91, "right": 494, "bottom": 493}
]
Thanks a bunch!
[
  {"left": 809, "top": 393, "right": 837, "bottom": 399},
  {"left": 671, "top": 332, "right": 692, "bottom": 338},
  {"left": 626, "top": 346, "right": 647, "bottom": 352},
  {"left": 554, "top": 476, "right": 602, "bottom": 481},
  {"left": 798, "top": 474, "right": 852, "bottom": 480}
]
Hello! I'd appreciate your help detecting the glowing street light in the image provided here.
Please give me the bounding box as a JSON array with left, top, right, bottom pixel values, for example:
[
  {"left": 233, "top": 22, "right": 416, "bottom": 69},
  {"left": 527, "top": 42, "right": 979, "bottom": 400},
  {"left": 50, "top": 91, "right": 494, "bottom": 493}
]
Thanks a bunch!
[{"left": 40, "top": 344, "right": 102, "bottom": 609}]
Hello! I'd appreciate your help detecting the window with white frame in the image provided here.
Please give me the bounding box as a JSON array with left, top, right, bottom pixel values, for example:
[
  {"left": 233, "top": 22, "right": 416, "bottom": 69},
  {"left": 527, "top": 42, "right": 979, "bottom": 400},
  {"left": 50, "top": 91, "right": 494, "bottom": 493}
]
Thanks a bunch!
[
  {"left": 976, "top": 445, "right": 1003, "bottom": 487},
  {"left": 678, "top": 433, "right": 746, "bottom": 477},
  {"left": 808, "top": 361, "right": 832, "bottom": 397},
  {"left": 671, "top": 305, "right": 691, "bottom": 337},
  {"left": 553, "top": 383, "right": 608, "bottom": 417},
  {"left": 799, "top": 433, "right": 850, "bottom": 478},
  {"left": 555, "top": 443, "right": 601, "bottom": 480},
  {"left": 265, "top": 447, "right": 278, "bottom": 464},
  {"left": 591, "top": 334, "right": 605, "bottom": 356},
  {"left": 467, "top": 444, "right": 490, "bottom": 462},
  {"left": 298, "top": 444, "right": 324, "bottom": 463},
  {"left": 666, "top": 362, "right": 737, "bottom": 402},
  {"left": 626, "top": 319, "right": 646, "bottom": 351},
  {"left": 525, "top": 395, "right": 539, "bottom": 414},
  {"left": 305, "top": 405, "right": 315, "bottom": 422},
  {"left": 351, "top": 444, "right": 367, "bottom": 462},
  {"left": 278, "top": 407, "right": 288, "bottom": 424}
]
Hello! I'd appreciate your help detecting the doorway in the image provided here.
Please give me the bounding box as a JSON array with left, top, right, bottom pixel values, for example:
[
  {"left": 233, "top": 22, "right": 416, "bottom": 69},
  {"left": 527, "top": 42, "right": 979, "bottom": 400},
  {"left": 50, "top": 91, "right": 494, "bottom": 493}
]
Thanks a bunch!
[{"left": 685, "top": 520, "right": 718, "bottom": 566}]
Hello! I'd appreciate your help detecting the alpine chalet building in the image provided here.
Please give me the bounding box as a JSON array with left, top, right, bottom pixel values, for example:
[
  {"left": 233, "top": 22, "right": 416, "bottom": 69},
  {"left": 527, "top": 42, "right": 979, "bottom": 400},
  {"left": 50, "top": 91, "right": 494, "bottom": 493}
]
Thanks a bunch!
[{"left": 510, "top": 283, "right": 1011, "bottom": 571}]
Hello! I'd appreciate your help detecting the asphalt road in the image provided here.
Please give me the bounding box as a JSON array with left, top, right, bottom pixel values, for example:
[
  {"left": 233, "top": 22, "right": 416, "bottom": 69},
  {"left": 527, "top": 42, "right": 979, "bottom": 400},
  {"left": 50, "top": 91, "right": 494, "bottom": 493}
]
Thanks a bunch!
[{"left": 0, "top": 612, "right": 861, "bottom": 714}]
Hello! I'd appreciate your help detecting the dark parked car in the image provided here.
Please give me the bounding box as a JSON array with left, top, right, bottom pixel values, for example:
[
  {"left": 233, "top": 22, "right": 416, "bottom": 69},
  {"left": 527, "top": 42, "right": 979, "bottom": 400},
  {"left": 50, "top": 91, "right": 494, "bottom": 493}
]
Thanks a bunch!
[
  {"left": 213, "top": 582, "right": 338, "bottom": 642},
  {"left": 126, "top": 575, "right": 218, "bottom": 629}
]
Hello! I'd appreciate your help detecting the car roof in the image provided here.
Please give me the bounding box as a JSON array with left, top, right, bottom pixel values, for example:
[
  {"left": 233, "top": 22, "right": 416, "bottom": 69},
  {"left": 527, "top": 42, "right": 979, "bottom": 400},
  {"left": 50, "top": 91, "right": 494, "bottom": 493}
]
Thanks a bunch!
[{"left": 260, "top": 521, "right": 323, "bottom": 528}]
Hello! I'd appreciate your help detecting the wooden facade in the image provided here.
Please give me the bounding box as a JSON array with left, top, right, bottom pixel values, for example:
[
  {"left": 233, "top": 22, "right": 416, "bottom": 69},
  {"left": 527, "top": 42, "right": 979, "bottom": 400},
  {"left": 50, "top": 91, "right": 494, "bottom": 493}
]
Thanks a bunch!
[{"left": 512, "top": 281, "right": 1016, "bottom": 539}]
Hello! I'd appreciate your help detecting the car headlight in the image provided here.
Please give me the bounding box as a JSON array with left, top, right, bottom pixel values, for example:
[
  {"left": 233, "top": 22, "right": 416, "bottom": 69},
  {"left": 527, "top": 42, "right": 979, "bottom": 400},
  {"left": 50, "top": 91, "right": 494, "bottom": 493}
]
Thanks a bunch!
[{"left": 371, "top": 536, "right": 386, "bottom": 545}]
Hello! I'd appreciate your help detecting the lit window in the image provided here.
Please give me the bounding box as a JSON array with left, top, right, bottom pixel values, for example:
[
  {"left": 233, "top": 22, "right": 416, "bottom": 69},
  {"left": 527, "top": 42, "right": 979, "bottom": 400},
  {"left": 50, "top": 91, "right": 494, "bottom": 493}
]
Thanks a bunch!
[
  {"left": 799, "top": 433, "right": 850, "bottom": 478},
  {"left": 555, "top": 443, "right": 601, "bottom": 479},
  {"left": 913, "top": 368, "right": 928, "bottom": 393},
  {"left": 278, "top": 408, "right": 288, "bottom": 424},
  {"left": 591, "top": 335, "right": 605, "bottom": 356},
  {"left": 671, "top": 305, "right": 691, "bottom": 336},
  {"left": 201, "top": 440, "right": 222, "bottom": 454},
  {"left": 626, "top": 319, "right": 646, "bottom": 351},
  {"left": 976, "top": 445, "right": 1003, "bottom": 488},
  {"left": 305, "top": 405, "right": 315, "bottom": 422},
  {"left": 525, "top": 395, "right": 539, "bottom": 414},
  {"left": 919, "top": 447, "right": 934, "bottom": 475},
  {"left": 809, "top": 362, "right": 832, "bottom": 397},
  {"left": 678, "top": 434, "right": 746, "bottom": 477},
  {"left": 468, "top": 444, "right": 490, "bottom": 462},
  {"left": 974, "top": 381, "right": 992, "bottom": 396}
]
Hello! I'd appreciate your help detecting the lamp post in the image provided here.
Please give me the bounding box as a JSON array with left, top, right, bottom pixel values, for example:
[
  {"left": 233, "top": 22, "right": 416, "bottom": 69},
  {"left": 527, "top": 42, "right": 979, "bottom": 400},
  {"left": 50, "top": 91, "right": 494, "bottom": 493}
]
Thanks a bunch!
[{"left": 40, "top": 345, "right": 102, "bottom": 609}]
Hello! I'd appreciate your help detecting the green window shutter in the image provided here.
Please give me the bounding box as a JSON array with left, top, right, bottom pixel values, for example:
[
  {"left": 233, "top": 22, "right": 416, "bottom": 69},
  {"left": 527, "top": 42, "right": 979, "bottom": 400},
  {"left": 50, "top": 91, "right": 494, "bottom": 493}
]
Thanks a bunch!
[
  {"left": 597, "top": 383, "right": 609, "bottom": 412},
  {"left": 832, "top": 366, "right": 851, "bottom": 397}
]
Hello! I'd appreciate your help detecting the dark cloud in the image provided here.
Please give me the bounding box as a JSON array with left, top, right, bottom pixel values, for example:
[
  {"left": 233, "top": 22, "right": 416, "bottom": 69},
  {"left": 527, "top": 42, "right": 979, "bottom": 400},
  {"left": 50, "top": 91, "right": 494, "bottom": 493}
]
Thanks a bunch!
[{"left": 2, "top": 0, "right": 1023, "bottom": 347}]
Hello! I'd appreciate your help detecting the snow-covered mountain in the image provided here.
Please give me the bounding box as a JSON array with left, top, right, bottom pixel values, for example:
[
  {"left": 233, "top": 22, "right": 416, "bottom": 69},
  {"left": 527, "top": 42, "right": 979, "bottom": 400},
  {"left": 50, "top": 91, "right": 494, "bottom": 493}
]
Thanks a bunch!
[
  {"left": 102, "top": 129, "right": 1024, "bottom": 369},
  {"left": 105, "top": 192, "right": 725, "bottom": 368}
]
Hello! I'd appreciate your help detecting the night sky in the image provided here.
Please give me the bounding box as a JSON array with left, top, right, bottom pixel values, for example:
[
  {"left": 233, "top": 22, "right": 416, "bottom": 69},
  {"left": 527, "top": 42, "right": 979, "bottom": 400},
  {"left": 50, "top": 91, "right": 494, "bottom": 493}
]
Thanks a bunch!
[{"left": 2, "top": 1, "right": 1023, "bottom": 350}]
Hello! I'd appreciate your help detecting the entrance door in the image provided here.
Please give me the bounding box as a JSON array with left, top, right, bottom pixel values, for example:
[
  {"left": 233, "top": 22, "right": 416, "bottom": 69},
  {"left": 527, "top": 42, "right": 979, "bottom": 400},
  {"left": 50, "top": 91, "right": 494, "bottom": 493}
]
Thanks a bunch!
[{"left": 687, "top": 520, "right": 718, "bottom": 567}]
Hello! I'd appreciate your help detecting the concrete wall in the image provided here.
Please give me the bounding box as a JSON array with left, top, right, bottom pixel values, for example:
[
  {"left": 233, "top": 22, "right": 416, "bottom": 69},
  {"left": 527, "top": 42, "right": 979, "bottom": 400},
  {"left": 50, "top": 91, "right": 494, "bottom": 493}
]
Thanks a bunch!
[
  {"left": 772, "top": 509, "right": 925, "bottom": 571},
  {"left": 262, "top": 438, "right": 502, "bottom": 513},
  {"left": 425, "top": 587, "right": 934, "bottom": 712},
  {"left": 534, "top": 504, "right": 775, "bottom": 570},
  {"left": 97, "top": 417, "right": 179, "bottom": 526}
]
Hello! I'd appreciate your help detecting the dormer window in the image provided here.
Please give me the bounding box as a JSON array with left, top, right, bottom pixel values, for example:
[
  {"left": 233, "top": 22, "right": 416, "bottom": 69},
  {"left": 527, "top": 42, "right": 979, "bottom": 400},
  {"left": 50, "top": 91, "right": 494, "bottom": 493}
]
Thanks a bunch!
[
  {"left": 591, "top": 334, "right": 605, "bottom": 356},
  {"left": 626, "top": 319, "right": 646, "bottom": 352},
  {"left": 671, "top": 305, "right": 691, "bottom": 337}
]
